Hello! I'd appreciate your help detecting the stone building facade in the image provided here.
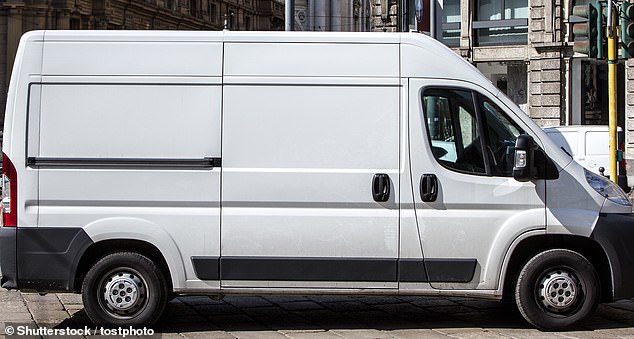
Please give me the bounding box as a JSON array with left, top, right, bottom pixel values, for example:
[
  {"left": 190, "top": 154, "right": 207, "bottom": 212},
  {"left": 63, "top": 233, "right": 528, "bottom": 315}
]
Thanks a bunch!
[{"left": 0, "top": 0, "right": 284, "bottom": 127}]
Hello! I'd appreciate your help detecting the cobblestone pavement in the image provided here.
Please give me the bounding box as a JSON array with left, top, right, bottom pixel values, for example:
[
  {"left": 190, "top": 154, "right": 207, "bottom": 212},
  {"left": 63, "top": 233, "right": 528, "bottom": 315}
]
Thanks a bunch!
[{"left": 1, "top": 290, "right": 634, "bottom": 338}]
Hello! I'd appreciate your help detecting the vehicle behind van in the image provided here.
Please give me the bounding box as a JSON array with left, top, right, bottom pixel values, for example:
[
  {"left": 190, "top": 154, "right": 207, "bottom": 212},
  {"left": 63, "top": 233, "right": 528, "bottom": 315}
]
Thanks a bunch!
[
  {"left": 1, "top": 30, "right": 634, "bottom": 331},
  {"left": 543, "top": 125, "right": 629, "bottom": 191}
]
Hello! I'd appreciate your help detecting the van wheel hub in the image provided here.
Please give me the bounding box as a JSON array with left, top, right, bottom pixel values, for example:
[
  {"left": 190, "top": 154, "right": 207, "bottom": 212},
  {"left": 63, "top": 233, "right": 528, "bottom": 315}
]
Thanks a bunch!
[
  {"left": 538, "top": 270, "right": 579, "bottom": 311},
  {"left": 103, "top": 271, "right": 145, "bottom": 313}
]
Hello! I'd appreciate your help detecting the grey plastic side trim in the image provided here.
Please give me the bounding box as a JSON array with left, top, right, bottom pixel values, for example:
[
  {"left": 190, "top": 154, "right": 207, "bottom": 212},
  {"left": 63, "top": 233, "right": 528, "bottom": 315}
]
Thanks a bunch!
[{"left": 191, "top": 257, "right": 476, "bottom": 283}]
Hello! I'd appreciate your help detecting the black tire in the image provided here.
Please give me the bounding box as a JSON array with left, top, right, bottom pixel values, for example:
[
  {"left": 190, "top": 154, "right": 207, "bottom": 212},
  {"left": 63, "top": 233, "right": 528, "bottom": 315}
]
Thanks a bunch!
[
  {"left": 82, "top": 252, "right": 168, "bottom": 327},
  {"left": 515, "top": 249, "right": 600, "bottom": 331}
]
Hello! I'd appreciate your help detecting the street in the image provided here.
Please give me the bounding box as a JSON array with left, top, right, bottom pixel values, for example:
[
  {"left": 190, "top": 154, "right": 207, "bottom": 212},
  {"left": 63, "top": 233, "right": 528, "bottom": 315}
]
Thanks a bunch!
[{"left": 1, "top": 290, "right": 634, "bottom": 338}]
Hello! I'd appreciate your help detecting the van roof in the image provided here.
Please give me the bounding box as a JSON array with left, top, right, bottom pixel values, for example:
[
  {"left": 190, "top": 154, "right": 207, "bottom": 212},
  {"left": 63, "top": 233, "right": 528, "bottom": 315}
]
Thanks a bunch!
[{"left": 38, "top": 30, "right": 406, "bottom": 43}]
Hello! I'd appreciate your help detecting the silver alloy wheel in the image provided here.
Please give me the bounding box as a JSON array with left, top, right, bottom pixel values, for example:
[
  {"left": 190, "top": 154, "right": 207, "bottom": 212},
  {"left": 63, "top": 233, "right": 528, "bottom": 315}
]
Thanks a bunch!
[
  {"left": 99, "top": 269, "right": 148, "bottom": 318},
  {"left": 538, "top": 270, "right": 579, "bottom": 311}
]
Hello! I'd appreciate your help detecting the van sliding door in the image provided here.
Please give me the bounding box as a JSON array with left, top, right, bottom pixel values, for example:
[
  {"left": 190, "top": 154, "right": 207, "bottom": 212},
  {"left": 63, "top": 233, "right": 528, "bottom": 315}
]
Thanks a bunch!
[{"left": 220, "top": 84, "right": 400, "bottom": 289}]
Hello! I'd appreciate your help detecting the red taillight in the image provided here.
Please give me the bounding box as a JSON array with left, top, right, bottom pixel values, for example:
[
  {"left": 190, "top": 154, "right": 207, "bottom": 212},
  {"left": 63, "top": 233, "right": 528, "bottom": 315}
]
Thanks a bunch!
[{"left": 1, "top": 152, "right": 17, "bottom": 227}]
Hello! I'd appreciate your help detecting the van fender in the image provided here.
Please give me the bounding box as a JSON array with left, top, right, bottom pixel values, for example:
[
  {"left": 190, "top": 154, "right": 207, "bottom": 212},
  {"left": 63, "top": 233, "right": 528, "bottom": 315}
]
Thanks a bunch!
[
  {"left": 495, "top": 229, "right": 547, "bottom": 295},
  {"left": 485, "top": 208, "right": 547, "bottom": 291},
  {"left": 82, "top": 217, "right": 186, "bottom": 290},
  {"left": 546, "top": 207, "right": 600, "bottom": 237}
]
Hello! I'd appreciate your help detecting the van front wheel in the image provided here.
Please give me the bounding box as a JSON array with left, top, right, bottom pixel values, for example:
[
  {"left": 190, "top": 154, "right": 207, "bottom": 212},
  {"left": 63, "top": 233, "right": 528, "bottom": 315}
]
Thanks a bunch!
[
  {"left": 82, "top": 252, "right": 168, "bottom": 327},
  {"left": 515, "top": 249, "right": 600, "bottom": 331}
]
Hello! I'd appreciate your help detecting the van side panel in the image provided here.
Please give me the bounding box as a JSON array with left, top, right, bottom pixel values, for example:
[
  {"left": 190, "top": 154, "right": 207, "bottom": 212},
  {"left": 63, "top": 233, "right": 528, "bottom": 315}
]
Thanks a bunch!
[
  {"left": 219, "top": 41, "right": 401, "bottom": 288},
  {"left": 19, "top": 38, "right": 225, "bottom": 291},
  {"left": 41, "top": 40, "right": 222, "bottom": 77},
  {"left": 31, "top": 81, "right": 222, "bottom": 289},
  {"left": 220, "top": 42, "right": 400, "bottom": 288},
  {"left": 37, "top": 84, "right": 219, "bottom": 158},
  {"left": 224, "top": 43, "right": 399, "bottom": 77}
]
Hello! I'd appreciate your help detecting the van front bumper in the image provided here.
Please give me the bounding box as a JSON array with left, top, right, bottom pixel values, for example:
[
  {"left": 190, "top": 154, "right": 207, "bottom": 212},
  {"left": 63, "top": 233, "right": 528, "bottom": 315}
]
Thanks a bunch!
[{"left": 591, "top": 213, "right": 634, "bottom": 300}]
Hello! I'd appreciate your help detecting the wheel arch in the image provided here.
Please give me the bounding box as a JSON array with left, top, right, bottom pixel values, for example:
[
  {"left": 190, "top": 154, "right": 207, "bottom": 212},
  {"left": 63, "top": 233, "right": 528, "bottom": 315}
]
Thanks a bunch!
[
  {"left": 74, "top": 239, "right": 173, "bottom": 295},
  {"left": 502, "top": 234, "right": 612, "bottom": 302}
]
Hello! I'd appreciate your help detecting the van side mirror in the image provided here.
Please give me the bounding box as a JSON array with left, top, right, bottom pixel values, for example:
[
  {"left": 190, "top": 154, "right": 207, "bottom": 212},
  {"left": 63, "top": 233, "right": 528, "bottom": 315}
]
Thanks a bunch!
[{"left": 513, "top": 134, "right": 538, "bottom": 182}]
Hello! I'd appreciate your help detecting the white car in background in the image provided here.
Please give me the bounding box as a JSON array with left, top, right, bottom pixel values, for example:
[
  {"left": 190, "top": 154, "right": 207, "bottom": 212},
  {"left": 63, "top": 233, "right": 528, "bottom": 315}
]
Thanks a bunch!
[{"left": 543, "top": 125, "right": 630, "bottom": 192}]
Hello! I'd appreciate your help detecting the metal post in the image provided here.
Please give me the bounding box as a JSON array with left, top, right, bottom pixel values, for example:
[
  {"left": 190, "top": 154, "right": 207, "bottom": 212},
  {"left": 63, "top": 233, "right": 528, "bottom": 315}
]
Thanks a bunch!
[
  {"left": 608, "top": 3, "right": 618, "bottom": 182},
  {"left": 401, "top": 0, "right": 407, "bottom": 32},
  {"left": 285, "top": 0, "right": 294, "bottom": 31},
  {"left": 315, "top": 0, "right": 326, "bottom": 31},
  {"left": 331, "top": 0, "right": 340, "bottom": 31},
  {"left": 430, "top": 0, "right": 436, "bottom": 38}
]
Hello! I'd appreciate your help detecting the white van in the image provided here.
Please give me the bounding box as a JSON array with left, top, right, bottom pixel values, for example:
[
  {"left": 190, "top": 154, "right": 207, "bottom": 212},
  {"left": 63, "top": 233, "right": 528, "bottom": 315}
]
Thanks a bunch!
[
  {"left": 1, "top": 31, "right": 633, "bottom": 331},
  {"left": 543, "top": 125, "right": 629, "bottom": 191}
]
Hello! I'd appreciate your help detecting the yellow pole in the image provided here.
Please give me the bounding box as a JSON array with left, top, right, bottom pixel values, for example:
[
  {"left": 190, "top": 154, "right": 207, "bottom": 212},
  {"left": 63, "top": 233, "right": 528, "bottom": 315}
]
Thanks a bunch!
[{"left": 608, "top": 6, "right": 618, "bottom": 183}]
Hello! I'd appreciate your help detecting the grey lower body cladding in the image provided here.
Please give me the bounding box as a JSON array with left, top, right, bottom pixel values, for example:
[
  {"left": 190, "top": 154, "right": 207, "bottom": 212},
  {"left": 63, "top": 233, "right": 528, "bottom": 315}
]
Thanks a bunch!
[
  {"left": 0, "top": 225, "right": 478, "bottom": 292},
  {"left": 0, "top": 227, "right": 93, "bottom": 291},
  {"left": 192, "top": 256, "right": 477, "bottom": 283}
]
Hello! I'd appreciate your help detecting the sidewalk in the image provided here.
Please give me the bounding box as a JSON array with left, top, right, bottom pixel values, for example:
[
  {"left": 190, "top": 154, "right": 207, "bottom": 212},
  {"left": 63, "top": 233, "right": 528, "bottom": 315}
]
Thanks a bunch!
[{"left": 1, "top": 290, "right": 634, "bottom": 338}]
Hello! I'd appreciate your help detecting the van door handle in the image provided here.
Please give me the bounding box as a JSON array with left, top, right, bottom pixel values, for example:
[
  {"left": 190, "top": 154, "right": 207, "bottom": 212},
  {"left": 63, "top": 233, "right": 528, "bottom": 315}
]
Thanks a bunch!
[
  {"left": 420, "top": 174, "right": 438, "bottom": 202},
  {"left": 372, "top": 173, "right": 391, "bottom": 202}
]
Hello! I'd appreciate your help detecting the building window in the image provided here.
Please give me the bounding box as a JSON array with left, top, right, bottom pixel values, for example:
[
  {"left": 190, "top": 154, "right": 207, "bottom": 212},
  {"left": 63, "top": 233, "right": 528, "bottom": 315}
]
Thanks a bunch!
[
  {"left": 190, "top": 0, "right": 198, "bottom": 17},
  {"left": 245, "top": 15, "right": 251, "bottom": 30},
  {"left": 476, "top": 62, "right": 528, "bottom": 112},
  {"left": 209, "top": 3, "right": 217, "bottom": 23},
  {"left": 474, "top": 0, "right": 528, "bottom": 45},
  {"left": 442, "top": 0, "right": 460, "bottom": 47},
  {"left": 228, "top": 10, "right": 236, "bottom": 30},
  {"left": 70, "top": 17, "right": 81, "bottom": 30}
]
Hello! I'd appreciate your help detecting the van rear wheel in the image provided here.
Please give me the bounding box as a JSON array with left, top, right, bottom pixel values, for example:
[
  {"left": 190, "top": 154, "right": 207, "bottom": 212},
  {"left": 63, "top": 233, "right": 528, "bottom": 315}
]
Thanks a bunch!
[
  {"left": 82, "top": 252, "right": 168, "bottom": 327},
  {"left": 515, "top": 249, "right": 600, "bottom": 331}
]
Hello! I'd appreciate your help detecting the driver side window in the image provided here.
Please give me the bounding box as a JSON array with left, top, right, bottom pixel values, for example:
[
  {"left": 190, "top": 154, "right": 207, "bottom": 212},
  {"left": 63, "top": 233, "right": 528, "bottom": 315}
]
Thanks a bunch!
[
  {"left": 423, "top": 89, "right": 486, "bottom": 175},
  {"left": 422, "top": 88, "right": 524, "bottom": 177}
]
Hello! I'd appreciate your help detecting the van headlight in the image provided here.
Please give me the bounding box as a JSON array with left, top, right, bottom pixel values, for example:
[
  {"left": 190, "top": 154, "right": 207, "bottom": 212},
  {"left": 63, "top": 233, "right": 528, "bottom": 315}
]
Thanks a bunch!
[{"left": 585, "top": 169, "right": 632, "bottom": 206}]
